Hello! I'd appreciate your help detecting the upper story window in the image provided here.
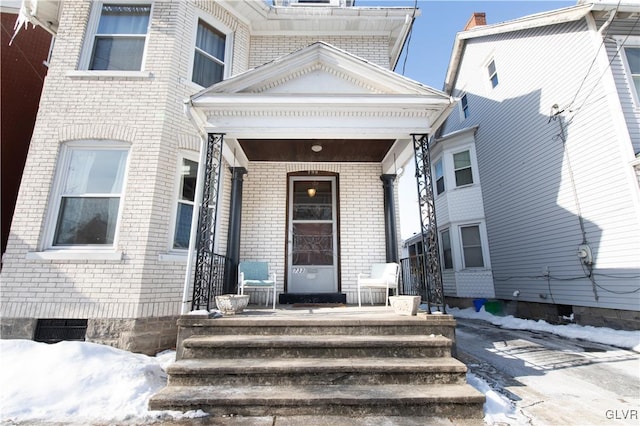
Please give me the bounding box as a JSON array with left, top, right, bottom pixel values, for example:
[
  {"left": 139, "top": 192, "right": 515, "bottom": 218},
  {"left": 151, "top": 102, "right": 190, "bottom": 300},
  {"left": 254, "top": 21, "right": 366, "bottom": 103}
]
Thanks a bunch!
[
  {"left": 172, "top": 155, "right": 198, "bottom": 249},
  {"left": 460, "top": 94, "right": 469, "bottom": 119},
  {"left": 192, "top": 19, "right": 226, "bottom": 87},
  {"left": 453, "top": 150, "right": 473, "bottom": 187},
  {"left": 487, "top": 59, "right": 498, "bottom": 88},
  {"left": 51, "top": 143, "right": 129, "bottom": 246},
  {"left": 435, "top": 159, "right": 445, "bottom": 195},
  {"left": 460, "top": 225, "right": 484, "bottom": 268},
  {"left": 623, "top": 46, "right": 639, "bottom": 103},
  {"left": 87, "top": 4, "right": 151, "bottom": 71}
]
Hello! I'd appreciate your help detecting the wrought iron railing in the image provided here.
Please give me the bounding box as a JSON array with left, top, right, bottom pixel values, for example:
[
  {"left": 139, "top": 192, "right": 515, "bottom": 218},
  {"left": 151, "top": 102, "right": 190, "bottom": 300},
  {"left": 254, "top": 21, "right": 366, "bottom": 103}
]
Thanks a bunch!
[
  {"left": 399, "top": 253, "right": 446, "bottom": 314},
  {"left": 191, "top": 252, "right": 228, "bottom": 311}
]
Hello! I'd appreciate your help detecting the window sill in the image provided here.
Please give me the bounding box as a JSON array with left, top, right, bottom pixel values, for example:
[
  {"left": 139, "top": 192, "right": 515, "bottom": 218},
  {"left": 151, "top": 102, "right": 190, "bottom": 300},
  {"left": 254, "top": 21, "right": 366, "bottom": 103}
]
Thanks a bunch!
[
  {"left": 66, "top": 70, "right": 154, "bottom": 80},
  {"left": 158, "top": 253, "right": 189, "bottom": 263},
  {"left": 26, "top": 250, "right": 123, "bottom": 261}
]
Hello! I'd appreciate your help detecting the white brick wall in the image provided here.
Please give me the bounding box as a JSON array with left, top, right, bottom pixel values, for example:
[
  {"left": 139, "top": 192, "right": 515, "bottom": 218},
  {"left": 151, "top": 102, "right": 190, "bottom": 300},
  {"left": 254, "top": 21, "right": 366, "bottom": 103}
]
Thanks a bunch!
[
  {"left": 1, "top": 0, "right": 405, "bottom": 320},
  {"left": 250, "top": 35, "right": 390, "bottom": 69},
  {"left": 240, "top": 162, "right": 392, "bottom": 305}
]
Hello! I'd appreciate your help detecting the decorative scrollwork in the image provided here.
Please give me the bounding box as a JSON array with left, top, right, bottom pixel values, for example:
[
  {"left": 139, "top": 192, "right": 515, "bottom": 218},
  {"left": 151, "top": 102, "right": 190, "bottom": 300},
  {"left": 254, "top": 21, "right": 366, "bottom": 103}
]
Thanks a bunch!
[
  {"left": 192, "top": 133, "right": 225, "bottom": 311},
  {"left": 412, "top": 134, "right": 446, "bottom": 314}
]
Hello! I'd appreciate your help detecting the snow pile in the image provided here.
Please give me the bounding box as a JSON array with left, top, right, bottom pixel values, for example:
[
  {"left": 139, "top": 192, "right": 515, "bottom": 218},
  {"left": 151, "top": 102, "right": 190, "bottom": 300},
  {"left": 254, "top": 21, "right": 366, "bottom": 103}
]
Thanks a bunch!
[
  {"left": 448, "top": 306, "right": 640, "bottom": 352},
  {"left": 0, "top": 340, "right": 205, "bottom": 424}
]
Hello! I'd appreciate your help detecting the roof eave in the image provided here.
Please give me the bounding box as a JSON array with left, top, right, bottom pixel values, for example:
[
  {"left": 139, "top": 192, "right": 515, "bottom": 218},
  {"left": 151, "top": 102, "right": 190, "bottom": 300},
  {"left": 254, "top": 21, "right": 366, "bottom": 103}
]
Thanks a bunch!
[{"left": 443, "top": 4, "right": 594, "bottom": 94}]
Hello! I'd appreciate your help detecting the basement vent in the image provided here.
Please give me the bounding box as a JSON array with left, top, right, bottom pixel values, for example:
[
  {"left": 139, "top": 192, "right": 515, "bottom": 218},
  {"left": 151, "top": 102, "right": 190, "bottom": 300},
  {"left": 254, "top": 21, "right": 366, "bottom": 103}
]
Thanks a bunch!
[{"left": 34, "top": 319, "right": 88, "bottom": 343}]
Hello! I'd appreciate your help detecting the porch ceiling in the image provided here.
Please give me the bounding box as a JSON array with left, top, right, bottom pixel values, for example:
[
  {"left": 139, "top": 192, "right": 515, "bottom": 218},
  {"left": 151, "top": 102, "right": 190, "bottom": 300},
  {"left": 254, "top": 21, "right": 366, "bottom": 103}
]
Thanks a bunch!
[{"left": 238, "top": 139, "right": 395, "bottom": 162}]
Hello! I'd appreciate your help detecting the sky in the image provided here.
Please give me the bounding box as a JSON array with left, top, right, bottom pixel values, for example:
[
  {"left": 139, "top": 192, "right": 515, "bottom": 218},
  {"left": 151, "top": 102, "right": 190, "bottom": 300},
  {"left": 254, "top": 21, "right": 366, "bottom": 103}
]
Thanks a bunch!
[
  {"left": 2, "top": 306, "right": 638, "bottom": 424},
  {"left": 355, "top": 0, "right": 577, "bottom": 239}
]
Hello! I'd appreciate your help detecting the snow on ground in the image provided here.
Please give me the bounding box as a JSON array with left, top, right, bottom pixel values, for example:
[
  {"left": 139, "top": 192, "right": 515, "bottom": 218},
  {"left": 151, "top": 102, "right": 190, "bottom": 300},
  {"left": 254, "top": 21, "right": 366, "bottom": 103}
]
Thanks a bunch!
[{"left": 1, "top": 308, "right": 638, "bottom": 425}]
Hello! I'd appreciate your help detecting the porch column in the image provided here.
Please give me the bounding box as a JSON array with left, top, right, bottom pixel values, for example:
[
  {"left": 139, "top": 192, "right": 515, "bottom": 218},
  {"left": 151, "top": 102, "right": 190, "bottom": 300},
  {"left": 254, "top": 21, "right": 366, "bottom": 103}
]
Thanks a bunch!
[
  {"left": 223, "top": 167, "right": 247, "bottom": 294},
  {"left": 381, "top": 174, "right": 399, "bottom": 263},
  {"left": 412, "top": 133, "right": 445, "bottom": 313}
]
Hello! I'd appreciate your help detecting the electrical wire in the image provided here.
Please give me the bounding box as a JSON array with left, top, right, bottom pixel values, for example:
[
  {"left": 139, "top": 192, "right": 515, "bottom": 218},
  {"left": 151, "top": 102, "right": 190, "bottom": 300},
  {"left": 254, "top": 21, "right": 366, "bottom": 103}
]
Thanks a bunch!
[
  {"left": 569, "top": 14, "right": 640, "bottom": 124},
  {"left": 401, "top": 0, "right": 418, "bottom": 76}
]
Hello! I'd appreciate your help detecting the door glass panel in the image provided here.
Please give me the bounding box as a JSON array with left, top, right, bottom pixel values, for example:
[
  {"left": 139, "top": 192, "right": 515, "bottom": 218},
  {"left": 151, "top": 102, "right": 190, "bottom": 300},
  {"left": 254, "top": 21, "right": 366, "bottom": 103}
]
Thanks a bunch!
[
  {"left": 292, "top": 223, "right": 333, "bottom": 266},
  {"left": 292, "top": 180, "right": 332, "bottom": 220}
]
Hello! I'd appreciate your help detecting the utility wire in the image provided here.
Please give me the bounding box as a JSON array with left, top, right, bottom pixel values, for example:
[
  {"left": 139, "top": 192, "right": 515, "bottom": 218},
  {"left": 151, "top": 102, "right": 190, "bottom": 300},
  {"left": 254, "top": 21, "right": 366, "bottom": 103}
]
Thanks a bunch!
[{"left": 401, "top": 0, "right": 418, "bottom": 76}]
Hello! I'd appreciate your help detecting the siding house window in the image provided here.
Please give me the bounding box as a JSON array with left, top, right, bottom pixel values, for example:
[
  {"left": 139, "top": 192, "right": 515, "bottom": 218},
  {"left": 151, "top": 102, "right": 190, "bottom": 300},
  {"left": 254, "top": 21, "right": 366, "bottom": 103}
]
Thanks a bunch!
[
  {"left": 441, "top": 229, "right": 453, "bottom": 269},
  {"left": 460, "top": 94, "right": 469, "bottom": 119},
  {"left": 192, "top": 19, "right": 226, "bottom": 87},
  {"left": 487, "top": 59, "right": 498, "bottom": 88},
  {"left": 89, "top": 4, "right": 151, "bottom": 71},
  {"left": 460, "top": 225, "right": 484, "bottom": 268},
  {"left": 52, "top": 144, "right": 129, "bottom": 246},
  {"left": 173, "top": 156, "right": 198, "bottom": 249},
  {"left": 435, "top": 159, "right": 445, "bottom": 195},
  {"left": 623, "top": 47, "right": 639, "bottom": 101},
  {"left": 453, "top": 150, "right": 473, "bottom": 187}
]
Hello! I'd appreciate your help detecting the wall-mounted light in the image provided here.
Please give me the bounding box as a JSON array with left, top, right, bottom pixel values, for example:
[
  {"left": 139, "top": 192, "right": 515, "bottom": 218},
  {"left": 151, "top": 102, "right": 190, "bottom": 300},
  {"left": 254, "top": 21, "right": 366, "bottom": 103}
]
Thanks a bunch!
[
  {"left": 311, "top": 144, "right": 323, "bottom": 152},
  {"left": 307, "top": 187, "right": 317, "bottom": 197}
]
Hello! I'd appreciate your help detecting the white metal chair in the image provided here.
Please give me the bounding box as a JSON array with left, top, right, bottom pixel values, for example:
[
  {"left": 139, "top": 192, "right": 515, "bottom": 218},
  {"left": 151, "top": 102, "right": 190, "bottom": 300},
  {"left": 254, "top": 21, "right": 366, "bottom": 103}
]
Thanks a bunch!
[
  {"left": 357, "top": 262, "right": 400, "bottom": 307},
  {"left": 237, "top": 261, "right": 277, "bottom": 309}
]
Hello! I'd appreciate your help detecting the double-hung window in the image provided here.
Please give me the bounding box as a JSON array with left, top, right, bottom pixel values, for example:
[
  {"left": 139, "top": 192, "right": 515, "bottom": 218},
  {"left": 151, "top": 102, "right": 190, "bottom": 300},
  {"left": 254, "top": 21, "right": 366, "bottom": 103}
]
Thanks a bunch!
[
  {"left": 440, "top": 229, "right": 453, "bottom": 270},
  {"left": 623, "top": 46, "right": 640, "bottom": 103},
  {"left": 173, "top": 156, "right": 198, "bottom": 249},
  {"left": 52, "top": 143, "right": 129, "bottom": 246},
  {"left": 435, "top": 159, "right": 445, "bottom": 195},
  {"left": 487, "top": 59, "right": 498, "bottom": 88},
  {"left": 460, "top": 225, "right": 484, "bottom": 268},
  {"left": 453, "top": 150, "right": 473, "bottom": 187},
  {"left": 192, "top": 19, "right": 226, "bottom": 87},
  {"left": 88, "top": 3, "right": 151, "bottom": 71},
  {"left": 460, "top": 94, "right": 469, "bottom": 119}
]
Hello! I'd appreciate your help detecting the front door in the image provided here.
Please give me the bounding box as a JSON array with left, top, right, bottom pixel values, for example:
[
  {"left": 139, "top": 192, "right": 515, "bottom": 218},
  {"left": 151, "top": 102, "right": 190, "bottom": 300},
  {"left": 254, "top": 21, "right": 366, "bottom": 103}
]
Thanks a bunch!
[{"left": 287, "top": 175, "right": 338, "bottom": 293}]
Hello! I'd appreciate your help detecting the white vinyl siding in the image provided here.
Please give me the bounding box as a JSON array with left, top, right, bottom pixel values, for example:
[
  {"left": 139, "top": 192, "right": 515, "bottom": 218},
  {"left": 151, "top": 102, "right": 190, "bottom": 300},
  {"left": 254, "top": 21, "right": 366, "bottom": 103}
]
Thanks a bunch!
[{"left": 441, "top": 20, "right": 640, "bottom": 310}]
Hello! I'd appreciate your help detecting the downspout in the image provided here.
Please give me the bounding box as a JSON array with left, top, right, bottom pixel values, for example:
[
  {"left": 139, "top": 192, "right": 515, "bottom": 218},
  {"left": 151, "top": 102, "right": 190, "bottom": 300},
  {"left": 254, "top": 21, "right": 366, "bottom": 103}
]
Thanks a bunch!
[{"left": 181, "top": 99, "right": 208, "bottom": 314}]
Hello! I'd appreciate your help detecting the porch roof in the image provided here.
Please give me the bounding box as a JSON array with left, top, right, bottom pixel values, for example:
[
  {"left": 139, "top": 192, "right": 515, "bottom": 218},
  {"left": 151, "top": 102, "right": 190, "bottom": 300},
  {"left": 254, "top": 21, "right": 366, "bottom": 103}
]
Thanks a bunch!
[{"left": 186, "top": 42, "right": 456, "bottom": 173}]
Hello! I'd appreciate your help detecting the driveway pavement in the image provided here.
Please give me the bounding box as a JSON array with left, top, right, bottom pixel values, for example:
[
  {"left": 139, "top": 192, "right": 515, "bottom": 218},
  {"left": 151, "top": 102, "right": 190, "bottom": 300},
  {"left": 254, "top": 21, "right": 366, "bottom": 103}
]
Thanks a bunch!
[{"left": 455, "top": 318, "right": 640, "bottom": 425}]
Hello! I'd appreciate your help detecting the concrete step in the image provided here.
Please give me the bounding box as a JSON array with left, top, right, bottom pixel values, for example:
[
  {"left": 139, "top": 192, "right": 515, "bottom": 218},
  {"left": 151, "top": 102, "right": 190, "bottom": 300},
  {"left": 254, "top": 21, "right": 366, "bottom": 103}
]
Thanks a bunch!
[
  {"left": 148, "top": 383, "right": 486, "bottom": 418},
  {"left": 176, "top": 314, "right": 457, "bottom": 339},
  {"left": 181, "top": 334, "right": 452, "bottom": 359},
  {"left": 167, "top": 357, "right": 468, "bottom": 386}
]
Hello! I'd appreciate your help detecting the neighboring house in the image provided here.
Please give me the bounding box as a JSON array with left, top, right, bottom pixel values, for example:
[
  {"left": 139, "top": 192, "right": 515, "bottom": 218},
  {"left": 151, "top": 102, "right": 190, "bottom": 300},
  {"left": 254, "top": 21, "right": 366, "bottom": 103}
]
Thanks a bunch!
[
  {"left": 437, "top": 0, "right": 640, "bottom": 329},
  {"left": 0, "top": 0, "right": 455, "bottom": 354},
  {"left": 0, "top": 3, "right": 53, "bottom": 257}
]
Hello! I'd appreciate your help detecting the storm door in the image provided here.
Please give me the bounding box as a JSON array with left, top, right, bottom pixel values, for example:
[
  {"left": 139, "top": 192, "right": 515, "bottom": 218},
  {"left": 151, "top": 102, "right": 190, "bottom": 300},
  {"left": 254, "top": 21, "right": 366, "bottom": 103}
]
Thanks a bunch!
[{"left": 287, "top": 176, "right": 338, "bottom": 293}]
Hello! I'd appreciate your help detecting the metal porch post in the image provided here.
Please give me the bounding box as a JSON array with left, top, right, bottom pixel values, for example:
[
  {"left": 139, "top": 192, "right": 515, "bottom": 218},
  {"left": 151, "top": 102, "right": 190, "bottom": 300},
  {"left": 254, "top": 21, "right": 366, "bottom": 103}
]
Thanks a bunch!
[
  {"left": 192, "top": 133, "right": 224, "bottom": 311},
  {"left": 412, "top": 134, "right": 446, "bottom": 313},
  {"left": 381, "top": 174, "right": 399, "bottom": 263},
  {"left": 223, "top": 167, "right": 247, "bottom": 294}
]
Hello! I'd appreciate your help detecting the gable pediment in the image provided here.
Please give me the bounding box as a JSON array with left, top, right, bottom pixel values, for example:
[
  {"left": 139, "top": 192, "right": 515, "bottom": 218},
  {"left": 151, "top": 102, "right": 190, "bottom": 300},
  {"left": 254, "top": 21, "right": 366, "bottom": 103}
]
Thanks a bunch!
[{"left": 193, "top": 42, "right": 447, "bottom": 98}]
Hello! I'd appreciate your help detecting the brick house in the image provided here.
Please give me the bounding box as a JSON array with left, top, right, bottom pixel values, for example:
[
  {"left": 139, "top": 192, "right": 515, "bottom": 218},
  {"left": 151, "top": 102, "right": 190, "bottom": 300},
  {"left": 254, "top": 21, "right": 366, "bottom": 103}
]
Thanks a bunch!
[{"left": 1, "top": 0, "right": 455, "bottom": 354}]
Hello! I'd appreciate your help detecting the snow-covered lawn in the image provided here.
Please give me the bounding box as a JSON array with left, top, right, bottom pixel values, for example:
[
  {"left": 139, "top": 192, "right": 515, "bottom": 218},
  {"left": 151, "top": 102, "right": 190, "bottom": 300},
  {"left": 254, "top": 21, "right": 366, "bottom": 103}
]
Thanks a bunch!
[{"left": 1, "top": 307, "right": 638, "bottom": 424}]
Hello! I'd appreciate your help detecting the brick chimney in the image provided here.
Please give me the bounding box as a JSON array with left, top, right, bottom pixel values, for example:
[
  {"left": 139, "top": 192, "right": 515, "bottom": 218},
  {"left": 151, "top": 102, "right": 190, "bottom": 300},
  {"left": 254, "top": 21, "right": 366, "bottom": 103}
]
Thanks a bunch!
[{"left": 464, "top": 12, "right": 486, "bottom": 31}]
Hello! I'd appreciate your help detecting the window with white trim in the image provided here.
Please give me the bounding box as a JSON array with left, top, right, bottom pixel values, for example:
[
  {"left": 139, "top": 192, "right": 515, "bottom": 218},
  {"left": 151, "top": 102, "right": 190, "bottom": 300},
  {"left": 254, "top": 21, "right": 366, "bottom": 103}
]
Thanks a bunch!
[
  {"left": 453, "top": 150, "right": 473, "bottom": 187},
  {"left": 460, "top": 225, "right": 484, "bottom": 268},
  {"left": 51, "top": 143, "right": 129, "bottom": 246},
  {"left": 435, "top": 159, "right": 445, "bottom": 195},
  {"left": 85, "top": 3, "right": 151, "bottom": 71},
  {"left": 460, "top": 93, "right": 469, "bottom": 119},
  {"left": 487, "top": 59, "right": 498, "bottom": 88},
  {"left": 440, "top": 229, "right": 453, "bottom": 270},
  {"left": 172, "top": 155, "right": 198, "bottom": 249},
  {"left": 623, "top": 46, "right": 640, "bottom": 102},
  {"left": 192, "top": 19, "right": 226, "bottom": 87}
]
